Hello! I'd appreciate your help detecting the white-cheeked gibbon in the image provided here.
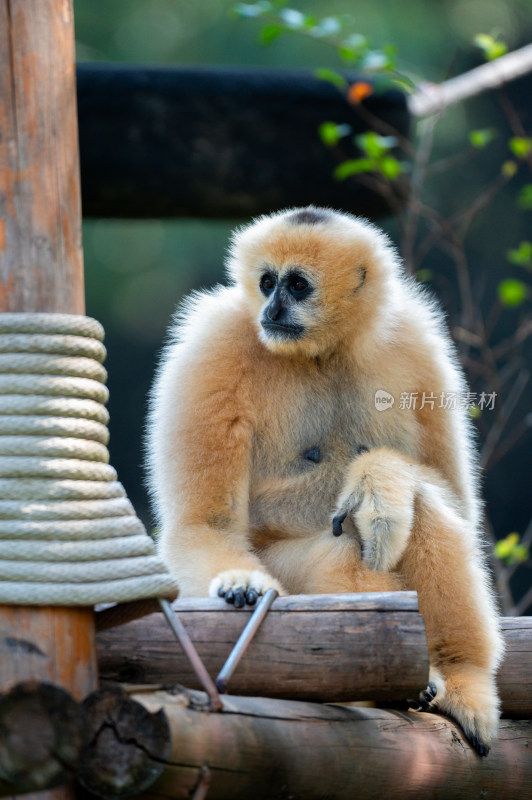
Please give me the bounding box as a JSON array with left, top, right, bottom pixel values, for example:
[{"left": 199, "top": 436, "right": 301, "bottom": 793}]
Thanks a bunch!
[{"left": 147, "top": 206, "right": 504, "bottom": 756}]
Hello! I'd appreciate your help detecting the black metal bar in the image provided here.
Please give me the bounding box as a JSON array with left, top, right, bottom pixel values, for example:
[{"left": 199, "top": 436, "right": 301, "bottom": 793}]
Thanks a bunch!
[{"left": 77, "top": 64, "right": 410, "bottom": 219}]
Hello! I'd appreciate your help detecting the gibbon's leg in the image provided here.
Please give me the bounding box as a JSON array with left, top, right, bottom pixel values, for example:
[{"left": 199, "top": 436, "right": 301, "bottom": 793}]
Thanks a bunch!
[
  {"left": 256, "top": 532, "right": 404, "bottom": 595},
  {"left": 331, "top": 447, "right": 502, "bottom": 755},
  {"left": 397, "top": 489, "right": 502, "bottom": 756}
]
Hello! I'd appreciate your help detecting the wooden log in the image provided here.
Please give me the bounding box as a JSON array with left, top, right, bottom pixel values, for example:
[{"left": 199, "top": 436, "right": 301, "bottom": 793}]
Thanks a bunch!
[
  {"left": 0, "top": 2, "right": 97, "bottom": 798},
  {"left": 78, "top": 686, "right": 171, "bottom": 799},
  {"left": 76, "top": 64, "right": 410, "bottom": 220},
  {"left": 499, "top": 616, "right": 532, "bottom": 717},
  {"left": 125, "top": 687, "right": 530, "bottom": 800},
  {"left": 97, "top": 592, "right": 429, "bottom": 703},
  {"left": 0, "top": 682, "right": 84, "bottom": 797},
  {"left": 97, "top": 595, "right": 532, "bottom": 716}
]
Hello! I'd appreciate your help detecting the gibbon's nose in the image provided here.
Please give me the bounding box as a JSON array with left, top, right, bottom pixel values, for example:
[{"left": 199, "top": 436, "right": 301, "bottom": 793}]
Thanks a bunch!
[{"left": 266, "top": 289, "right": 283, "bottom": 321}]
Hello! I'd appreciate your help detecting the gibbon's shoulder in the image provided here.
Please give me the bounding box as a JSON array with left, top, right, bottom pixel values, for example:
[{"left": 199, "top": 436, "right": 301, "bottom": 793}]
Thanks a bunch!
[{"left": 161, "top": 284, "right": 257, "bottom": 368}]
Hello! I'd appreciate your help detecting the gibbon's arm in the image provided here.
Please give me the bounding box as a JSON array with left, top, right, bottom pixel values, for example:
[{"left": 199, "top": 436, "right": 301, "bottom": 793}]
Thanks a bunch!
[
  {"left": 149, "top": 294, "right": 285, "bottom": 603},
  {"left": 333, "top": 319, "right": 481, "bottom": 572}
]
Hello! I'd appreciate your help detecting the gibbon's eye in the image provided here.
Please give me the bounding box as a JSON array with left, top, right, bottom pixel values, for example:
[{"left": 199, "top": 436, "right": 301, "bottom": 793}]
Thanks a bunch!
[
  {"left": 287, "top": 274, "right": 310, "bottom": 298},
  {"left": 260, "top": 273, "right": 276, "bottom": 294}
]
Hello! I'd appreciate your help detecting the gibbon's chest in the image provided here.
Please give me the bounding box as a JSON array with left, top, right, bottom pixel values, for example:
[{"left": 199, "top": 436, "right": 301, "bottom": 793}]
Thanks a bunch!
[
  {"left": 249, "top": 362, "right": 419, "bottom": 487},
  {"left": 250, "top": 369, "right": 375, "bottom": 483}
]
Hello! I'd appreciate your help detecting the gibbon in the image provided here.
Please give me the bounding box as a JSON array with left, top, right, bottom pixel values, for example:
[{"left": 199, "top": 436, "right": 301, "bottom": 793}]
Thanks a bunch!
[{"left": 147, "top": 206, "right": 503, "bottom": 755}]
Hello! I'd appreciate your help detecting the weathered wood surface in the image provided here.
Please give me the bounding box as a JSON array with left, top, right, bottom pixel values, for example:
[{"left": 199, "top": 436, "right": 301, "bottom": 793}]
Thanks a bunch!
[
  {"left": 97, "top": 595, "right": 531, "bottom": 715},
  {"left": 77, "top": 64, "right": 410, "bottom": 220},
  {"left": 0, "top": 0, "right": 84, "bottom": 313},
  {"left": 131, "top": 687, "right": 531, "bottom": 800},
  {"left": 0, "top": 3, "right": 96, "bottom": 799},
  {"left": 98, "top": 592, "right": 429, "bottom": 702},
  {"left": 499, "top": 616, "right": 532, "bottom": 718},
  {"left": 0, "top": 682, "right": 84, "bottom": 797},
  {"left": 78, "top": 687, "right": 170, "bottom": 799}
]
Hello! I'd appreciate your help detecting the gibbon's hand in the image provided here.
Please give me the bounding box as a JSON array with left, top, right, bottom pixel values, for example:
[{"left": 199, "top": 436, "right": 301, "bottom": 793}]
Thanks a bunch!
[
  {"left": 332, "top": 448, "right": 418, "bottom": 572},
  {"left": 209, "top": 569, "right": 286, "bottom": 608}
]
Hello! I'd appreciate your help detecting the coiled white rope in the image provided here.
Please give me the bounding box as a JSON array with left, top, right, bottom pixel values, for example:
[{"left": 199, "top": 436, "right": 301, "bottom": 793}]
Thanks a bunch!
[{"left": 0, "top": 313, "right": 178, "bottom": 605}]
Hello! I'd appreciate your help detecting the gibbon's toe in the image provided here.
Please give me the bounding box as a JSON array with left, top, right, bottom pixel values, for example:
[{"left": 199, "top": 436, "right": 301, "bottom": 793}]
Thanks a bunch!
[
  {"left": 467, "top": 735, "right": 490, "bottom": 757},
  {"left": 408, "top": 681, "right": 437, "bottom": 712}
]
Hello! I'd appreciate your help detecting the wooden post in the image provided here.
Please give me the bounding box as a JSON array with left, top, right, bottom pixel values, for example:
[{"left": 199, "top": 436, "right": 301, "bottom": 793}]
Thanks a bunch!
[{"left": 0, "top": 1, "right": 97, "bottom": 798}]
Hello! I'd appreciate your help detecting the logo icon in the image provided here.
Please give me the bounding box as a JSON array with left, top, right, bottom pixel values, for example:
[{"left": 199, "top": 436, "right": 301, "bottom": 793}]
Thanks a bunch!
[{"left": 375, "top": 390, "right": 394, "bottom": 411}]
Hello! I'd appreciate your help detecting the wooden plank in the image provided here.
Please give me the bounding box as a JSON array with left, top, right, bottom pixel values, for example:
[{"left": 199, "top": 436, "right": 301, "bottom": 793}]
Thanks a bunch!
[
  {"left": 127, "top": 688, "right": 531, "bottom": 800},
  {"left": 0, "top": 4, "right": 96, "bottom": 800},
  {"left": 97, "top": 593, "right": 429, "bottom": 702},
  {"left": 170, "top": 590, "right": 420, "bottom": 613},
  {"left": 76, "top": 64, "right": 410, "bottom": 220}
]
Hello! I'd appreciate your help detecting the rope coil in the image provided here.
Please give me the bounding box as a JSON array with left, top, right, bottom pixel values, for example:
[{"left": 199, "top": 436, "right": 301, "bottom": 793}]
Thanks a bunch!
[{"left": 0, "top": 313, "right": 178, "bottom": 605}]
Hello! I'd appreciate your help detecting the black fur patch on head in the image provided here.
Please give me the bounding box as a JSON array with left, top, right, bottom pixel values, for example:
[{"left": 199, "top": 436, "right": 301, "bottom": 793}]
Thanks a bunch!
[{"left": 286, "top": 207, "right": 332, "bottom": 226}]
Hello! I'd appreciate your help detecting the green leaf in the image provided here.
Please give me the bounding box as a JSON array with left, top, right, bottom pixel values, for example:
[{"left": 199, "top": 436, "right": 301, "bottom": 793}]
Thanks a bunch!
[
  {"left": 391, "top": 74, "right": 416, "bottom": 92},
  {"left": 506, "top": 241, "right": 532, "bottom": 267},
  {"left": 494, "top": 532, "right": 530, "bottom": 565},
  {"left": 379, "top": 155, "right": 403, "bottom": 180},
  {"left": 469, "top": 128, "right": 496, "bottom": 148},
  {"left": 468, "top": 404, "right": 481, "bottom": 420},
  {"left": 509, "top": 137, "right": 532, "bottom": 159},
  {"left": 356, "top": 131, "right": 397, "bottom": 159},
  {"left": 318, "top": 122, "right": 351, "bottom": 146},
  {"left": 518, "top": 184, "right": 532, "bottom": 210},
  {"left": 474, "top": 33, "right": 508, "bottom": 61},
  {"left": 259, "top": 24, "right": 283, "bottom": 44},
  {"left": 314, "top": 68, "right": 348, "bottom": 90},
  {"left": 334, "top": 158, "right": 375, "bottom": 180},
  {"left": 498, "top": 278, "right": 528, "bottom": 307}
]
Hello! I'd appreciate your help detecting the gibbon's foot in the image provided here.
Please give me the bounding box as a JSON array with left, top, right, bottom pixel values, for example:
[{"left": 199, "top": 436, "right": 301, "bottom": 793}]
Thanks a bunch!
[
  {"left": 209, "top": 569, "right": 285, "bottom": 608},
  {"left": 407, "top": 681, "right": 437, "bottom": 711},
  {"left": 409, "top": 672, "right": 497, "bottom": 757}
]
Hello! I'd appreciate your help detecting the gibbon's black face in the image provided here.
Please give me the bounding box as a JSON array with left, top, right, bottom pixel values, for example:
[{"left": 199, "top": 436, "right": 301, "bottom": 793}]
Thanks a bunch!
[{"left": 259, "top": 268, "right": 314, "bottom": 340}]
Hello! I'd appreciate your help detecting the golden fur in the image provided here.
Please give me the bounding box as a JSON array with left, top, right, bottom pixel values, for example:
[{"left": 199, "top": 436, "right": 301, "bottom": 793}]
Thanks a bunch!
[{"left": 147, "top": 207, "right": 503, "bottom": 753}]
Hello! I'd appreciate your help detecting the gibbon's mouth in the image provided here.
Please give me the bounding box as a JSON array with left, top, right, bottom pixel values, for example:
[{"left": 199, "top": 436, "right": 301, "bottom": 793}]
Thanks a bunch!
[{"left": 261, "top": 320, "right": 305, "bottom": 339}]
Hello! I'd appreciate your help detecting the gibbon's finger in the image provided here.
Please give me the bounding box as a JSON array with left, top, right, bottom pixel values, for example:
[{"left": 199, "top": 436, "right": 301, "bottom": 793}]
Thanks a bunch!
[{"left": 332, "top": 511, "right": 347, "bottom": 537}]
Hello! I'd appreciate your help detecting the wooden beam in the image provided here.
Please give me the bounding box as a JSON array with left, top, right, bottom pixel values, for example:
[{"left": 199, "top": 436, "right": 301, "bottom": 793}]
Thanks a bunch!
[
  {"left": 76, "top": 64, "right": 410, "bottom": 220},
  {"left": 0, "top": 3, "right": 97, "bottom": 799},
  {"left": 97, "top": 592, "right": 429, "bottom": 703},
  {"left": 96, "top": 595, "right": 532, "bottom": 716},
  {"left": 117, "top": 687, "right": 531, "bottom": 800}
]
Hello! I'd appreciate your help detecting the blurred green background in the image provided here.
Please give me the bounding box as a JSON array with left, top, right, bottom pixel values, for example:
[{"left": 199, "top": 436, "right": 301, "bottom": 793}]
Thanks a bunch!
[{"left": 74, "top": 0, "right": 532, "bottom": 609}]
